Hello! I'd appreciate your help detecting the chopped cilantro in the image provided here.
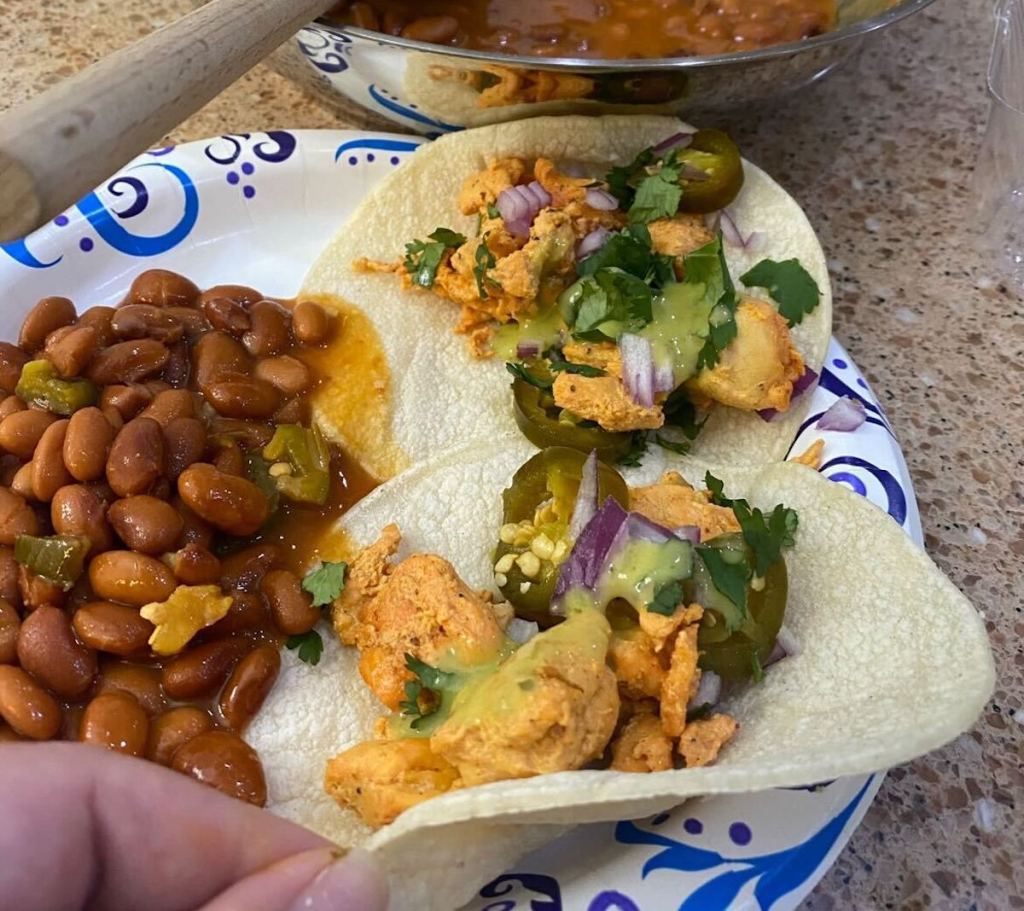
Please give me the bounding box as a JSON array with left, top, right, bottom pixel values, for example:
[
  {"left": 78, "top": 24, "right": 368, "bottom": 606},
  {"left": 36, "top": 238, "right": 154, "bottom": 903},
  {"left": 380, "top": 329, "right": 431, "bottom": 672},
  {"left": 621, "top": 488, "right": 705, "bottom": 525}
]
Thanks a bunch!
[
  {"left": 286, "top": 630, "right": 324, "bottom": 666},
  {"left": 548, "top": 360, "right": 606, "bottom": 377},
  {"left": 244, "top": 451, "right": 280, "bottom": 516},
  {"left": 697, "top": 546, "right": 749, "bottom": 612},
  {"left": 685, "top": 235, "right": 737, "bottom": 370},
  {"left": 605, "top": 147, "right": 655, "bottom": 208},
  {"left": 617, "top": 430, "right": 650, "bottom": 467},
  {"left": 704, "top": 471, "right": 733, "bottom": 507},
  {"left": 648, "top": 579, "right": 684, "bottom": 616},
  {"left": 628, "top": 153, "right": 683, "bottom": 224},
  {"left": 662, "top": 387, "right": 707, "bottom": 440},
  {"left": 750, "top": 651, "right": 765, "bottom": 683},
  {"left": 653, "top": 433, "right": 692, "bottom": 455},
  {"left": 486, "top": 203, "right": 501, "bottom": 219},
  {"left": 403, "top": 227, "right": 467, "bottom": 288},
  {"left": 740, "top": 258, "right": 821, "bottom": 327},
  {"left": 399, "top": 654, "right": 458, "bottom": 730},
  {"left": 732, "top": 500, "right": 799, "bottom": 577},
  {"left": 577, "top": 224, "right": 674, "bottom": 286},
  {"left": 506, "top": 361, "right": 553, "bottom": 389},
  {"left": 473, "top": 240, "right": 497, "bottom": 299},
  {"left": 301, "top": 561, "right": 347, "bottom": 608},
  {"left": 562, "top": 267, "right": 654, "bottom": 342}
]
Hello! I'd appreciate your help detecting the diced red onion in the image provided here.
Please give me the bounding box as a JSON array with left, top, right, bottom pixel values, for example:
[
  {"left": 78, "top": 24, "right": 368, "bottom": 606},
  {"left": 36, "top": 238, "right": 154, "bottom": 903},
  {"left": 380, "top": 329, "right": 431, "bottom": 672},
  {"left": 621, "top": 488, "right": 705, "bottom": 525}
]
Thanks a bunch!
[
  {"left": 703, "top": 211, "right": 722, "bottom": 232},
  {"left": 764, "top": 624, "right": 800, "bottom": 669},
  {"left": 576, "top": 227, "right": 611, "bottom": 261},
  {"left": 568, "top": 450, "right": 599, "bottom": 540},
  {"left": 506, "top": 617, "right": 540, "bottom": 645},
  {"left": 653, "top": 358, "right": 675, "bottom": 394},
  {"left": 619, "top": 334, "right": 655, "bottom": 408},
  {"left": 553, "top": 497, "right": 629, "bottom": 607},
  {"left": 757, "top": 367, "right": 819, "bottom": 422},
  {"left": 689, "top": 669, "right": 722, "bottom": 709},
  {"left": 516, "top": 339, "right": 542, "bottom": 358},
  {"left": 678, "top": 163, "right": 709, "bottom": 182},
  {"left": 816, "top": 396, "right": 866, "bottom": 432},
  {"left": 496, "top": 181, "right": 551, "bottom": 238},
  {"left": 720, "top": 208, "right": 761, "bottom": 252},
  {"left": 674, "top": 525, "right": 701, "bottom": 544},
  {"left": 653, "top": 130, "right": 695, "bottom": 154},
  {"left": 623, "top": 512, "right": 676, "bottom": 544},
  {"left": 584, "top": 187, "right": 619, "bottom": 211}
]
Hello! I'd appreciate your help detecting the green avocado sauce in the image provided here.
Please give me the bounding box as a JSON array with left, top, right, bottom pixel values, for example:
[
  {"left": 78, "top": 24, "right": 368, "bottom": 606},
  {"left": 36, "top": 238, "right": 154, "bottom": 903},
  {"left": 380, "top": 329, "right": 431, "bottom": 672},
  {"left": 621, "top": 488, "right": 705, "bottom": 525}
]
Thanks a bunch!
[
  {"left": 599, "top": 538, "right": 694, "bottom": 611},
  {"left": 640, "top": 282, "right": 714, "bottom": 386},
  {"left": 492, "top": 305, "right": 566, "bottom": 360}
]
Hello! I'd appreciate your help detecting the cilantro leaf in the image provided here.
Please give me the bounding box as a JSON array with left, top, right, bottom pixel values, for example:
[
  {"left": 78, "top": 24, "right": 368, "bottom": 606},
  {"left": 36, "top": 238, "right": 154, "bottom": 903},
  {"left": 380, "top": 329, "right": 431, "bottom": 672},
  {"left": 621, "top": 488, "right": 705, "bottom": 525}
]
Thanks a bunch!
[
  {"left": 662, "top": 387, "right": 707, "bottom": 440},
  {"left": 302, "top": 561, "right": 347, "bottom": 608},
  {"left": 577, "top": 224, "right": 674, "bottom": 286},
  {"left": 750, "top": 651, "right": 765, "bottom": 684},
  {"left": 564, "top": 267, "right": 654, "bottom": 341},
  {"left": 697, "top": 546, "right": 749, "bottom": 612},
  {"left": 402, "top": 227, "right": 467, "bottom": 289},
  {"left": 473, "top": 240, "right": 497, "bottom": 299},
  {"left": 486, "top": 203, "right": 501, "bottom": 218},
  {"left": 653, "top": 433, "right": 692, "bottom": 455},
  {"left": 506, "top": 361, "right": 553, "bottom": 389},
  {"left": 704, "top": 471, "right": 733, "bottom": 507},
  {"left": 286, "top": 630, "right": 323, "bottom": 666},
  {"left": 740, "top": 258, "right": 821, "bottom": 327},
  {"left": 605, "top": 147, "right": 655, "bottom": 208},
  {"left": 733, "top": 500, "right": 799, "bottom": 577},
  {"left": 548, "top": 360, "right": 605, "bottom": 378},
  {"left": 685, "top": 234, "right": 737, "bottom": 370},
  {"left": 628, "top": 156, "right": 683, "bottom": 224},
  {"left": 399, "top": 655, "right": 459, "bottom": 729},
  {"left": 617, "top": 431, "right": 650, "bottom": 467},
  {"left": 648, "top": 579, "right": 684, "bottom": 616}
]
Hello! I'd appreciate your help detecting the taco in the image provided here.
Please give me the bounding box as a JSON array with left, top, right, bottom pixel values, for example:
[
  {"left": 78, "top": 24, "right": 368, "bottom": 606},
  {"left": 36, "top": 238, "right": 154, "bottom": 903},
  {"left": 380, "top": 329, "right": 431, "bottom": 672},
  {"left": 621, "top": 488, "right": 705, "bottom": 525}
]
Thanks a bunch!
[
  {"left": 247, "top": 439, "right": 992, "bottom": 909},
  {"left": 303, "top": 116, "right": 832, "bottom": 480}
]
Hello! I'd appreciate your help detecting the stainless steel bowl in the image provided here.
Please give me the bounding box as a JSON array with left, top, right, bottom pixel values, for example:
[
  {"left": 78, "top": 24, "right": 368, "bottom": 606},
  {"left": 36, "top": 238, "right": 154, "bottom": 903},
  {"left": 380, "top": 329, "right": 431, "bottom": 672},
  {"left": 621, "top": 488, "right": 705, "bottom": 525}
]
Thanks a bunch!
[{"left": 270, "top": 0, "right": 937, "bottom": 134}]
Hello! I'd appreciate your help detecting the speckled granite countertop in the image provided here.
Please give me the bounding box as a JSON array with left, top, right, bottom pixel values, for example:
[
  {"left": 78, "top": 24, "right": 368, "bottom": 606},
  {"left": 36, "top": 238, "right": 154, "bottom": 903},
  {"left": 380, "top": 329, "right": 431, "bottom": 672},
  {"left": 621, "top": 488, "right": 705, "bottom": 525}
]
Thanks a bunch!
[{"left": 1, "top": 0, "right": 1020, "bottom": 907}]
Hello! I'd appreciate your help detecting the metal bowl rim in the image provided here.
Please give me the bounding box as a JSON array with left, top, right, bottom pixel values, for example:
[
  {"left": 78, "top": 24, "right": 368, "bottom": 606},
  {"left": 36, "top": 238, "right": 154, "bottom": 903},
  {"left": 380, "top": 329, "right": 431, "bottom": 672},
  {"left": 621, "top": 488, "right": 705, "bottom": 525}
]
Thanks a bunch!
[{"left": 312, "top": 0, "right": 938, "bottom": 70}]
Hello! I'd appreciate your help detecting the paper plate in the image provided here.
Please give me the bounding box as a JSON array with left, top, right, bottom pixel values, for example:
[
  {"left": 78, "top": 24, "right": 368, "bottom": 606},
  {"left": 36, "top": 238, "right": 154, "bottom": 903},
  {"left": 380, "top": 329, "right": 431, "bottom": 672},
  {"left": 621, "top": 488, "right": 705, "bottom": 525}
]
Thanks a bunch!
[{"left": 0, "top": 129, "right": 921, "bottom": 911}]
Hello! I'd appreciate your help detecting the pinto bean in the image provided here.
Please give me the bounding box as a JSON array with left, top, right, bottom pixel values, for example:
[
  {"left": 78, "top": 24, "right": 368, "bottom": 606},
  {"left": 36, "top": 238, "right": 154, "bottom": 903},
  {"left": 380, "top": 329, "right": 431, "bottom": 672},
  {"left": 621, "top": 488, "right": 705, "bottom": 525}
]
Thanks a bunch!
[
  {"left": 242, "top": 300, "right": 291, "bottom": 357},
  {"left": 261, "top": 569, "right": 319, "bottom": 635},
  {"left": 291, "top": 300, "right": 331, "bottom": 346},
  {"left": 219, "top": 643, "right": 281, "bottom": 731},
  {"left": 63, "top": 407, "right": 116, "bottom": 481},
  {"left": 17, "top": 566, "right": 65, "bottom": 612},
  {"left": 0, "top": 409, "right": 57, "bottom": 458},
  {"left": 161, "top": 340, "right": 191, "bottom": 389},
  {"left": 192, "top": 331, "right": 250, "bottom": 390},
  {"left": 106, "top": 417, "right": 165, "bottom": 497},
  {"left": 207, "top": 418, "right": 273, "bottom": 449},
  {"left": 197, "top": 285, "right": 263, "bottom": 309},
  {"left": 19, "top": 296, "right": 76, "bottom": 352},
  {"left": 173, "top": 496, "right": 214, "bottom": 549},
  {"left": 126, "top": 269, "right": 200, "bottom": 308},
  {"left": 0, "top": 548, "right": 19, "bottom": 609},
  {"left": 220, "top": 543, "right": 280, "bottom": 593},
  {"left": 0, "top": 342, "right": 29, "bottom": 393},
  {"left": 212, "top": 439, "right": 245, "bottom": 476},
  {"left": 206, "top": 592, "right": 268, "bottom": 637},
  {"left": 0, "top": 600, "right": 20, "bottom": 663},
  {"left": 161, "top": 637, "right": 249, "bottom": 699},
  {"left": 99, "top": 384, "right": 152, "bottom": 421},
  {"left": 164, "top": 307, "right": 211, "bottom": 339},
  {"left": 31, "top": 419, "right": 71, "bottom": 501},
  {"left": 202, "top": 297, "right": 251, "bottom": 336},
  {"left": 87, "top": 339, "right": 169, "bottom": 385},
  {"left": 9, "top": 463, "right": 34, "bottom": 500},
  {"left": 97, "top": 661, "right": 165, "bottom": 715},
  {"left": 51, "top": 484, "right": 114, "bottom": 554},
  {"left": 16, "top": 605, "right": 97, "bottom": 698},
  {"left": 165, "top": 544, "right": 221, "bottom": 585},
  {"left": 146, "top": 706, "right": 214, "bottom": 766},
  {"left": 177, "top": 464, "right": 268, "bottom": 536},
  {"left": 0, "top": 665, "right": 61, "bottom": 739},
  {"left": 172, "top": 730, "right": 266, "bottom": 805},
  {"left": 204, "top": 377, "right": 281, "bottom": 419},
  {"left": 44, "top": 325, "right": 98, "bottom": 377},
  {"left": 254, "top": 355, "right": 311, "bottom": 396},
  {"left": 0, "top": 395, "right": 25, "bottom": 421},
  {"left": 88, "top": 551, "right": 176, "bottom": 606},
  {"left": 348, "top": 2, "right": 380, "bottom": 30},
  {"left": 77, "top": 306, "right": 116, "bottom": 346},
  {"left": 163, "top": 417, "right": 207, "bottom": 481},
  {"left": 0, "top": 488, "right": 39, "bottom": 546},
  {"left": 110, "top": 304, "right": 185, "bottom": 343},
  {"left": 72, "top": 601, "right": 154, "bottom": 655},
  {"left": 79, "top": 691, "right": 148, "bottom": 756},
  {"left": 107, "top": 495, "right": 183, "bottom": 554},
  {"left": 272, "top": 397, "right": 309, "bottom": 424},
  {"left": 401, "top": 14, "right": 459, "bottom": 43}
]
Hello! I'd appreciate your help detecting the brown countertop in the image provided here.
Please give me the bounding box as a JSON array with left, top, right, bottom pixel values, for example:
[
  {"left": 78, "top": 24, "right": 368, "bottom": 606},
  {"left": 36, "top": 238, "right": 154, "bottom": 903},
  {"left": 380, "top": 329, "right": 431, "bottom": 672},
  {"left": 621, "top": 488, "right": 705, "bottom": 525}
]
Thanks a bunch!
[{"left": 1, "top": 0, "right": 1021, "bottom": 907}]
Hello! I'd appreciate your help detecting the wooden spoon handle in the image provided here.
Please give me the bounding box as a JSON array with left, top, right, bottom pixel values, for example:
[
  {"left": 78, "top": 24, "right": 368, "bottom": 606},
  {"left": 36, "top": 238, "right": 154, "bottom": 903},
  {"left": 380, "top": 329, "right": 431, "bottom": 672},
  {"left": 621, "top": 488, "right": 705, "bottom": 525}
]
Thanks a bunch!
[{"left": 0, "top": 0, "right": 335, "bottom": 242}]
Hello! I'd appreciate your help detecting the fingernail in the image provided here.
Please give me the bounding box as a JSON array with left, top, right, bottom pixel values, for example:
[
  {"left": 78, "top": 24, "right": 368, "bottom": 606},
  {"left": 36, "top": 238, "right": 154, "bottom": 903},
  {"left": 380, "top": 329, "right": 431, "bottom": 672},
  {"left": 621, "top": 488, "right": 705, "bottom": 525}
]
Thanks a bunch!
[{"left": 287, "top": 847, "right": 388, "bottom": 911}]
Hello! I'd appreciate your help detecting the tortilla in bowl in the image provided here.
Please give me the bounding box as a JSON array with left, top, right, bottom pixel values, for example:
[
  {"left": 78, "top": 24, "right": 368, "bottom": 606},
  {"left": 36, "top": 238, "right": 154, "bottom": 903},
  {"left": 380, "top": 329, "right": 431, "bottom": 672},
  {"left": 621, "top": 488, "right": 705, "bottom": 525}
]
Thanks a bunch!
[
  {"left": 303, "top": 115, "right": 832, "bottom": 482},
  {"left": 247, "top": 438, "right": 993, "bottom": 910}
]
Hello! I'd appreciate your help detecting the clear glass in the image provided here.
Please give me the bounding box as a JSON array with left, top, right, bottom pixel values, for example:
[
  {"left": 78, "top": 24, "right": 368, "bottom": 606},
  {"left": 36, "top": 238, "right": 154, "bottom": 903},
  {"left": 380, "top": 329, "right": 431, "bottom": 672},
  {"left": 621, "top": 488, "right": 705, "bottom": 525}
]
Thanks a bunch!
[{"left": 974, "top": 0, "right": 1024, "bottom": 285}]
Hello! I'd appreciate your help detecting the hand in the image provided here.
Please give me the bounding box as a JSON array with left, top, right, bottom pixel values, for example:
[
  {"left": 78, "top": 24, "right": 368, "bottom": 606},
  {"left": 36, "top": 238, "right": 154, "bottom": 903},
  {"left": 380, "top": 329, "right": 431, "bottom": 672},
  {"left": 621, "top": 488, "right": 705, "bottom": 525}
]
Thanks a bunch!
[{"left": 0, "top": 742, "right": 388, "bottom": 911}]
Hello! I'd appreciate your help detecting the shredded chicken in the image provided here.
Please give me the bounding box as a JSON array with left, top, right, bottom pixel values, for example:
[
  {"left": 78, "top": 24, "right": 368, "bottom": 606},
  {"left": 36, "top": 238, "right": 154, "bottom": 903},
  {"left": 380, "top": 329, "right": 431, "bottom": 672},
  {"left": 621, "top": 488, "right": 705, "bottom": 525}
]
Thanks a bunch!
[
  {"left": 610, "top": 711, "right": 675, "bottom": 773},
  {"left": 790, "top": 438, "right": 825, "bottom": 470},
  {"left": 324, "top": 738, "right": 459, "bottom": 828},
  {"left": 649, "top": 214, "right": 715, "bottom": 260},
  {"left": 630, "top": 472, "right": 741, "bottom": 541},
  {"left": 552, "top": 373, "right": 664, "bottom": 432},
  {"left": 659, "top": 610, "right": 703, "bottom": 738},
  {"left": 678, "top": 713, "right": 738, "bottom": 768},
  {"left": 687, "top": 297, "right": 805, "bottom": 412},
  {"left": 608, "top": 627, "right": 664, "bottom": 701}
]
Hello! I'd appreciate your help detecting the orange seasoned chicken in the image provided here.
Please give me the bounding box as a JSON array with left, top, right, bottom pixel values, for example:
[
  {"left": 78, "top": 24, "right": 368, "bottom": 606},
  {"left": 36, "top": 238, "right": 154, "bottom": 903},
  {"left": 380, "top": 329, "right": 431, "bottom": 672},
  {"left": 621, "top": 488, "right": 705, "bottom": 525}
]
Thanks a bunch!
[
  {"left": 431, "top": 610, "right": 619, "bottom": 786},
  {"left": 648, "top": 214, "right": 715, "bottom": 260},
  {"left": 678, "top": 713, "right": 738, "bottom": 768},
  {"left": 552, "top": 373, "right": 664, "bottom": 432},
  {"left": 687, "top": 297, "right": 804, "bottom": 412},
  {"left": 456, "top": 157, "right": 527, "bottom": 213},
  {"left": 610, "top": 711, "right": 675, "bottom": 773},
  {"left": 630, "top": 472, "right": 741, "bottom": 541},
  {"left": 324, "top": 738, "right": 460, "bottom": 828},
  {"left": 332, "top": 527, "right": 507, "bottom": 711}
]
